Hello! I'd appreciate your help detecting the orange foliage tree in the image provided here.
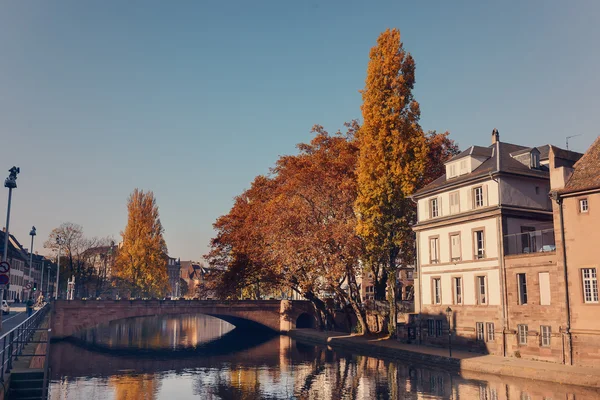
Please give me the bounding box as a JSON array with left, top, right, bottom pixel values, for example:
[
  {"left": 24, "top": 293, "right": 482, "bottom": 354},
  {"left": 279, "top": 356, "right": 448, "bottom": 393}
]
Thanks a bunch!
[{"left": 114, "top": 189, "right": 169, "bottom": 298}]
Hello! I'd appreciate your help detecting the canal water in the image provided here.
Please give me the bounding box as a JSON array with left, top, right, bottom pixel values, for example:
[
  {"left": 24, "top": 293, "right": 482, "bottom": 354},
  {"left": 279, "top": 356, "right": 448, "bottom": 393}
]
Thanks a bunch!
[{"left": 48, "top": 314, "right": 600, "bottom": 399}]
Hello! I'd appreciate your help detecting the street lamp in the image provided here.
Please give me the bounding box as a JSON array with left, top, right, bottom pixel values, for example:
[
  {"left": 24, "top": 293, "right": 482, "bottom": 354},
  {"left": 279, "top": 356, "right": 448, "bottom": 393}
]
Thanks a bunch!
[
  {"left": 54, "top": 235, "right": 63, "bottom": 300},
  {"left": 2, "top": 167, "right": 19, "bottom": 330},
  {"left": 446, "top": 306, "right": 453, "bottom": 357},
  {"left": 28, "top": 226, "right": 36, "bottom": 300},
  {"left": 46, "top": 262, "right": 51, "bottom": 300}
]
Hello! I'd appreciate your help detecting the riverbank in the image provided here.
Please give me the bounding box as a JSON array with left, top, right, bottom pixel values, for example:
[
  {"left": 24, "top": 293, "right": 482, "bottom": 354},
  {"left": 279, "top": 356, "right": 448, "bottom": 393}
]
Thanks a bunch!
[{"left": 288, "top": 329, "right": 600, "bottom": 389}]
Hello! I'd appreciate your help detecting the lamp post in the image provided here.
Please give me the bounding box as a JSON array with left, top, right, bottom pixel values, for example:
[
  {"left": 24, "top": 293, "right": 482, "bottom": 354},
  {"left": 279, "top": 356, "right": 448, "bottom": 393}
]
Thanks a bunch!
[
  {"left": 46, "top": 263, "right": 51, "bottom": 300},
  {"left": 2, "top": 167, "right": 20, "bottom": 330},
  {"left": 54, "top": 235, "right": 62, "bottom": 299},
  {"left": 28, "top": 226, "right": 36, "bottom": 300},
  {"left": 446, "top": 306, "right": 453, "bottom": 357},
  {"left": 40, "top": 259, "right": 44, "bottom": 299}
]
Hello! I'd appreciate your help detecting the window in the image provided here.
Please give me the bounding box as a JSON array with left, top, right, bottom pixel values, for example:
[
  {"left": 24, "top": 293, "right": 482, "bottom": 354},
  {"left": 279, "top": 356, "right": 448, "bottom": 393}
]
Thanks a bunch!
[
  {"left": 428, "top": 319, "right": 435, "bottom": 336},
  {"left": 541, "top": 325, "right": 551, "bottom": 347},
  {"left": 435, "top": 320, "right": 443, "bottom": 337},
  {"left": 476, "top": 322, "right": 484, "bottom": 341},
  {"left": 486, "top": 322, "right": 495, "bottom": 342},
  {"left": 539, "top": 272, "right": 551, "bottom": 305},
  {"left": 460, "top": 160, "right": 467, "bottom": 174},
  {"left": 448, "top": 164, "right": 457, "bottom": 178},
  {"left": 430, "top": 198, "right": 439, "bottom": 218},
  {"left": 474, "top": 186, "right": 484, "bottom": 208},
  {"left": 477, "top": 276, "right": 487, "bottom": 305},
  {"left": 450, "top": 234, "right": 461, "bottom": 261},
  {"left": 453, "top": 277, "right": 462, "bottom": 304},
  {"left": 517, "top": 273, "right": 528, "bottom": 305},
  {"left": 432, "top": 278, "right": 441, "bottom": 304},
  {"left": 582, "top": 268, "right": 599, "bottom": 303},
  {"left": 518, "top": 324, "right": 528, "bottom": 345},
  {"left": 580, "top": 198, "right": 589, "bottom": 213},
  {"left": 531, "top": 152, "right": 540, "bottom": 169},
  {"left": 474, "top": 230, "right": 485, "bottom": 259},
  {"left": 407, "top": 270, "right": 413, "bottom": 280},
  {"left": 449, "top": 191, "right": 460, "bottom": 214},
  {"left": 535, "top": 186, "right": 540, "bottom": 195},
  {"left": 429, "top": 237, "right": 440, "bottom": 264}
]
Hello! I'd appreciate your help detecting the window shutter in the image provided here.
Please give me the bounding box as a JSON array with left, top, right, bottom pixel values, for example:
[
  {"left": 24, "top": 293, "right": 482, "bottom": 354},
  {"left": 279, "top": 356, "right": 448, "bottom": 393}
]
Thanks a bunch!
[
  {"left": 483, "top": 184, "right": 489, "bottom": 206},
  {"left": 466, "top": 188, "right": 472, "bottom": 210}
]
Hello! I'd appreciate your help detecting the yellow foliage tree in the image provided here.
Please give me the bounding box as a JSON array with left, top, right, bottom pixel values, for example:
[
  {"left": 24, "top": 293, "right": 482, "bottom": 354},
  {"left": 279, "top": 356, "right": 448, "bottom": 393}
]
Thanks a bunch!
[
  {"left": 114, "top": 189, "right": 169, "bottom": 298},
  {"left": 355, "top": 28, "right": 427, "bottom": 335}
]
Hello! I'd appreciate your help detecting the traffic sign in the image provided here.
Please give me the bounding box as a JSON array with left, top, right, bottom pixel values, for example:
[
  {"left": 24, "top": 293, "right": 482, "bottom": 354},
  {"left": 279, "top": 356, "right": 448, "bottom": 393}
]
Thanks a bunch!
[
  {"left": 0, "top": 262, "right": 9, "bottom": 274},
  {"left": 25, "top": 282, "right": 32, "bottom": 290},
  {"left": 0, "top": 275, "right": 9, "bottom": 285}
]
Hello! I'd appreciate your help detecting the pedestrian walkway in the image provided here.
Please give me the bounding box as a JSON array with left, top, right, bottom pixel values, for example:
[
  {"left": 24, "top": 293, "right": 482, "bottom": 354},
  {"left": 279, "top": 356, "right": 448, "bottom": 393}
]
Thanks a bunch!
[{"left": 289, "top": 329, "right": 600, "bottom": 389}]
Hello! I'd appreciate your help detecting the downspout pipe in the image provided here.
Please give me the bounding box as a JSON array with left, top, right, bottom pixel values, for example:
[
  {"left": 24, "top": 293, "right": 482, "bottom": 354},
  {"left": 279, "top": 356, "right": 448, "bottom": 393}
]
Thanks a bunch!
[
  {"left": 490, "top": 171, "right": 508, "bottom": 358},
  {"left": 552, "top": 191, "right": 572, "bottom": 365}
]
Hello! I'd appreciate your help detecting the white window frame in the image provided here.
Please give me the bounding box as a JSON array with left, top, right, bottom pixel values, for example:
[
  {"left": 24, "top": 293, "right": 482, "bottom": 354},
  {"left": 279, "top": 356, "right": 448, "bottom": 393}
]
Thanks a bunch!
[
  {"left": 476, "top": 276, "right": 487, "bottom": 305},
  {"left": 453, "top": 277, "right": 462, "bottom": 305},
  {"left": 540, "top": 325, "right": 551, "bottom": 347},
  {"left": 430, "top": 198, "right": 439, "bottom": 218},
  {"left": 582, "top": 268, "right": 599, "bottom": 303},
  {"left": 476, "top": 322, "right": 484, "bottom": 341},
  {"left": 450, "top": 233, "right": 461, "bottom": 262},
  {"left": 449, "top": 191, "right": 460, "bottom": 214},
  {"left": 435, "top": 319, "right": 443, "bottom": 337},
  {"left": 474, "top": 230, "right": 485, "bottom": 259},
  {"left": 432, "top": 278, "right": 442, "bottom": 304},
  {"left": 580, "top": 198, "right": 589, "bottom": 213},
  {"left": 486, "top": 322, "right": 495, "bottom": 342},
  {"left": 518, "top": 324, "right": 528, "bottom": 345},
  {"left": 474, "top": 186, "right": 484, "bottom": 208},
  {"left": 517, "top": 273, "right": 528, "bottom": 305},
  {"left": 429, "top": 237, "right": 440, "bottom": 264}
]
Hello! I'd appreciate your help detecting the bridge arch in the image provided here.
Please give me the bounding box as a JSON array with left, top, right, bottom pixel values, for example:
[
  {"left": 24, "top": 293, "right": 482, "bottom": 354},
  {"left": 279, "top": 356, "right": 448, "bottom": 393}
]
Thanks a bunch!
[
  {"left": 51, "top": 299, "right": 315, "bottom": 338},
  {"left": 295, "top": 312, "right": 316, "bottom": 329}
]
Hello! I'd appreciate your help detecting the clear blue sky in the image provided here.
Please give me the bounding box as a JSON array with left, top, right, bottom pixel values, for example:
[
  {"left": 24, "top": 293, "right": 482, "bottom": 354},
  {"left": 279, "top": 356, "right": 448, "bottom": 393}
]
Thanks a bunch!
[{"left": 1, "top": 1, "right": 599, "bottom": 260}]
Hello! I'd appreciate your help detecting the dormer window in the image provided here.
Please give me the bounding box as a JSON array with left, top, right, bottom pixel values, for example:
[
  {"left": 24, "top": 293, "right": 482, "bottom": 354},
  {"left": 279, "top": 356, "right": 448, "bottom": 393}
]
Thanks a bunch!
[{"left": 531, "top": 152, "right": 540, "bottom": 169}]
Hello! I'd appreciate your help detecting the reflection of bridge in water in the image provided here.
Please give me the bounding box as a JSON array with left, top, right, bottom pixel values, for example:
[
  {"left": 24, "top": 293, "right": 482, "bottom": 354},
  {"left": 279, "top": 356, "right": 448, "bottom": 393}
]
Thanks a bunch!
[
  {"left": 50, "top": 333, "right": 600, "bottom": 400},
  {"left": 51, "top": 299, "right": 316, "bottom": 338}
]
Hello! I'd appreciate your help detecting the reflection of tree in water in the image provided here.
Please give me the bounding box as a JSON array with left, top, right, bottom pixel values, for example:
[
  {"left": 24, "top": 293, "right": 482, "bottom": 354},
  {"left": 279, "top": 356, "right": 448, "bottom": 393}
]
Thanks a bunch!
[{"left": 109, "top": 373, "right": 160, "bottom": 400}]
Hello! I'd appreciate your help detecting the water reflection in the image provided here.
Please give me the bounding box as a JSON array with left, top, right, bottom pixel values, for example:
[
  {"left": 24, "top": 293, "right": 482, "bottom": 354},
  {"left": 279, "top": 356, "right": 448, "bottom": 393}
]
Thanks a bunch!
[
  {"left": 50, "top": 315, "right": 600, "bottom": 399},
  {"left": 75, "top": 314, "right": 235, "bottom": 350}
]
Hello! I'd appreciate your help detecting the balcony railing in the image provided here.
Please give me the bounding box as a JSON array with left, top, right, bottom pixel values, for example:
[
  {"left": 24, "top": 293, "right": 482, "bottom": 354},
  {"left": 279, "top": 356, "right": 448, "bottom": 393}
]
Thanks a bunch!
[{"left": 504, "top": 229, "right": 556, "bottom": 256}]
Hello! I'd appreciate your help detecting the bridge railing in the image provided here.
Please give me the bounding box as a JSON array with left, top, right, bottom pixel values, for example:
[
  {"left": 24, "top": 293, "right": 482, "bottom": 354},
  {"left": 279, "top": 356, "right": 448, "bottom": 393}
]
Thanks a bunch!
[{"left": 0, "top": 303, "right": 51, "bottom": 387}]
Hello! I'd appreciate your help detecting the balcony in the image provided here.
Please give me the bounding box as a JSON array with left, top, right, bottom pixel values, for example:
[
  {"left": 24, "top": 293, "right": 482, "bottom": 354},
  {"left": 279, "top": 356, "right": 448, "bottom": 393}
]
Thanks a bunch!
[{"left": 504, "top": 229, "right": 555, "bottom": 256}]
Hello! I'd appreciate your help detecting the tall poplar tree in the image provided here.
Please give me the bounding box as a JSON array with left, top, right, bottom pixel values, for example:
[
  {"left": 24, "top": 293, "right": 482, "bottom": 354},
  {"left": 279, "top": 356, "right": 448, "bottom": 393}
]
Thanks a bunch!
[
  {"left": 355, "top": 28, "right": 427, "bottom": 335},
  {"left": 114, "top": 189, "right": 169, "bottom": 297}
]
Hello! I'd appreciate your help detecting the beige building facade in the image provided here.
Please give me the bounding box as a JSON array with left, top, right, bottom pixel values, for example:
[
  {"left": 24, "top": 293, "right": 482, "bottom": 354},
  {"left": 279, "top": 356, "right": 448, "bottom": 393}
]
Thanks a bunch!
[
  {"left": 412, "top": 129, "right": 582, "bottom": 361},
  {"left": 550, "top": 136, "right": 600, "bottom": 367}
]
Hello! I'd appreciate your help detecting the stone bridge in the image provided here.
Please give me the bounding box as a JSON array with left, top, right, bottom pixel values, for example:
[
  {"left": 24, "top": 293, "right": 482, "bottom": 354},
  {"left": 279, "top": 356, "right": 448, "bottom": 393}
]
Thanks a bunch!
[{"left": 51, "top": 299, "right": 316, "bottom": 339}]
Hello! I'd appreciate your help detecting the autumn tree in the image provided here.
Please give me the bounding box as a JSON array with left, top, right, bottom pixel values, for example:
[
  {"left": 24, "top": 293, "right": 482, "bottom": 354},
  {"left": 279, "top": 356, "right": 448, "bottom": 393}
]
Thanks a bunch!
[
  {"left": 355, "top": 28, "right": 428, "bottom": 335},
  {"left": 114, "top": 189, "right": 169, "bottom": 298},
  {"left": 266, "top": 123, "right": 368, "bottom": 332}
]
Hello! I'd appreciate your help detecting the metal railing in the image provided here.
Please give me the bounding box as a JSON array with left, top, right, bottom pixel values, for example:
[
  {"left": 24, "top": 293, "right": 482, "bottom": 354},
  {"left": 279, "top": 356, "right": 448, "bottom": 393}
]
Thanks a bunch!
[
  {"left": 0, "top": 303, "right": 50, "bottom": 390},
  {"left": 504, "top": 229, "right": 556, "bottom": 256}
]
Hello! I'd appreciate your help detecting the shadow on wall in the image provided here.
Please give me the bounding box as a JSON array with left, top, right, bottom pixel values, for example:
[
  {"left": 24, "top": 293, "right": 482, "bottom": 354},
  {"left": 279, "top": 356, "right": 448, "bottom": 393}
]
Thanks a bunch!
[{"left": 399, "top": 311, "right": 491, "bottom": 356}]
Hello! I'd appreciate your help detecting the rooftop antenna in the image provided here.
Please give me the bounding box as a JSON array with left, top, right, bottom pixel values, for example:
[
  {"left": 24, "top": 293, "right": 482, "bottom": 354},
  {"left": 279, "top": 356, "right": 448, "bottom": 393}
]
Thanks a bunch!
[{"left": 566, "top": 134, "right": 582, "bottom": 150}]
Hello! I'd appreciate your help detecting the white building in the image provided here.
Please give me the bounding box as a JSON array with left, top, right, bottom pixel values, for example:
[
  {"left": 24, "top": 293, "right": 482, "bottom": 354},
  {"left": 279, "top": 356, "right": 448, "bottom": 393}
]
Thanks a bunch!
[{"left": 411, "top": 129, "right": 580, "bottom": 354}]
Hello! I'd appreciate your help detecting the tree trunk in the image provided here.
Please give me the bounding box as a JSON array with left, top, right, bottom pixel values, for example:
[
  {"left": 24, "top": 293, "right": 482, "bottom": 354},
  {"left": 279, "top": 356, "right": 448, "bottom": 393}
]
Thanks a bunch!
[
  {"left": 340, "top": 272, "right": 370, "bottom": 335},
  {"left": 387, "top": 267, "right": 398, "bottom": 338}
]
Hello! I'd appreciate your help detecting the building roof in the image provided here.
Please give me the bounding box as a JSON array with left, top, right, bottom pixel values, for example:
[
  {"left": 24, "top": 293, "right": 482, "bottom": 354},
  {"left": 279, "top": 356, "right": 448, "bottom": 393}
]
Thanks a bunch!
[
  {"left": 414, "top": 139, "right": 583, "bottom": 198},
  {"left": 0, "top": 230, "right": 30, "bottom": 264},
  {"left": 561, "top": 136, "right": 600, "bottom": 193}
]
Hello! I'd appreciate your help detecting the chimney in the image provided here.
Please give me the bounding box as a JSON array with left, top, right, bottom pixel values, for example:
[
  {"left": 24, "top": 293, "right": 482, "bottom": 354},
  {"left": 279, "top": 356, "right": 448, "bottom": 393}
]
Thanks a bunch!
[{"left": 492, "top": 128, "right": 500, "bottom": 144}]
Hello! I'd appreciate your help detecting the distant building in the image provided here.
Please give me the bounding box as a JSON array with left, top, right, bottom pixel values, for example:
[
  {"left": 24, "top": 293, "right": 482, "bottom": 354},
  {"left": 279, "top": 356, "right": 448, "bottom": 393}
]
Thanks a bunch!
[
  {"left": 0, "top": 229, "right": 28, "bottom": 302},
  {"left": 180, "top": 261, "right": 216, "bottom": 299},
  {"left": 167, "top": 257, "right": 181, "bottom": 298}
]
